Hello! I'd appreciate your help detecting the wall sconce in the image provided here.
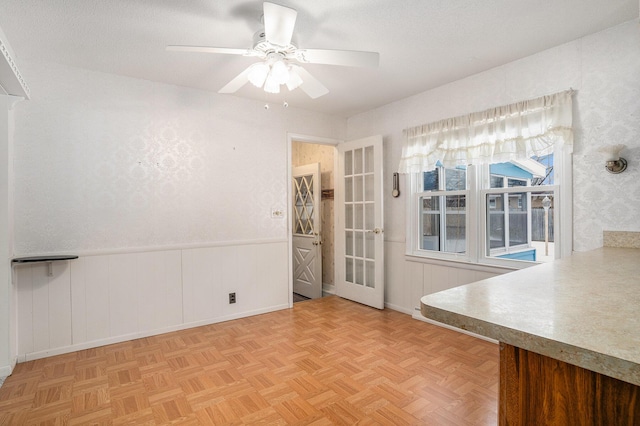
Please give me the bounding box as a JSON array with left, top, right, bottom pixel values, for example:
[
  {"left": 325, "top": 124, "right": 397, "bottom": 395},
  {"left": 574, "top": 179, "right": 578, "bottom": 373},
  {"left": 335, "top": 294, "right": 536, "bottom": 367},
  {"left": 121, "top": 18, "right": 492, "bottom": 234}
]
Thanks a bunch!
[{"left": 599, "top": 144, "right": 627, "bottom": 174}]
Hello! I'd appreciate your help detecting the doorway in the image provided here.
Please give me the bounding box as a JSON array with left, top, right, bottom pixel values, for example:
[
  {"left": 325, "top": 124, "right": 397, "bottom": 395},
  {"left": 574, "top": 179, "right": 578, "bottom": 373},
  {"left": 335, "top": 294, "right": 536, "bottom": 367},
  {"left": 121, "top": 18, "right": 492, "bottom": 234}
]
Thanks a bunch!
[{"left": 290, "top": 139, "right": 336, "bottom": 303}]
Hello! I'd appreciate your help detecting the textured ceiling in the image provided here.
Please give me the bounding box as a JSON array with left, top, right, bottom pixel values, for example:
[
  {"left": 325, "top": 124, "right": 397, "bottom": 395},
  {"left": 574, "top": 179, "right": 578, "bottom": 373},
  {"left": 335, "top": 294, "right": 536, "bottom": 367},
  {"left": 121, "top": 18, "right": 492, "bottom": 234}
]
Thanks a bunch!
[{"left": 0, "top": 0, "right": 637, "bottom": 117}]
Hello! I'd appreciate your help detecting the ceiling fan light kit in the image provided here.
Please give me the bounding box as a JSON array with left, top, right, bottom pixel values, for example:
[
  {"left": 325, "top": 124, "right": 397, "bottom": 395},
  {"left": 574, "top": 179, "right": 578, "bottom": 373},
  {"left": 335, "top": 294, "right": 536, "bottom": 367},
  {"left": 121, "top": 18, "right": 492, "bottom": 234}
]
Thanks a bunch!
[
  {"left": 248, "top": 54, "right": 302, "bottom": 94},
  {"left": 247, "top": 62, "right": 269, "bottom": 87},
  {"left": 264, "top": 74, "right": 281, "bottom": 94},
  {"left": 285, "top": 68, "right": 303, "bottom": 91},
  {"left": 167, "top": 2, "right": 379, "bottom": 100},
  {"left": 270, "top": 58, "right": 289, "bottom": 84}
]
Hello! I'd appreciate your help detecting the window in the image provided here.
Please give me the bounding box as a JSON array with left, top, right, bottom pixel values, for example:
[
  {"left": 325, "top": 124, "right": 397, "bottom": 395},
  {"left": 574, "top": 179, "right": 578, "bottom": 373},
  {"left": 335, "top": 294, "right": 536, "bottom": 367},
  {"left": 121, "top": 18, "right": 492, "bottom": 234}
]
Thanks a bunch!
[
  {"left": 400, "top": 91, "right": 573, "bottom": 267},
  {"left": 408, "top": 154, "right": 565, "bottom": 267},
  {"left": 419, "top": 167, "right": 467, "bottom": 253}
]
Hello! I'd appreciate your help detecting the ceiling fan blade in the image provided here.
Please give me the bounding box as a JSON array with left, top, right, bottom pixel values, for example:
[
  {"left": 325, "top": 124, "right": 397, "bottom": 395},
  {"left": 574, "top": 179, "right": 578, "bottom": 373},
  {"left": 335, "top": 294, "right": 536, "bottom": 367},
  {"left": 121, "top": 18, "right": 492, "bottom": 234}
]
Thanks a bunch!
[
  {"left": 167, "top": 45, "right": 252, "bottom": 56},
  {"left": 263, "top": 2, "right": 297, "bottom": 47},
  {"left": 296, "top": 49, "right": 379, "bottom": 68},
  {"left": 291, "top": 66, "right": 329, "bottom": 99},
  {"left": 218, "top": 65, "right": 253, "bottom": 93}
]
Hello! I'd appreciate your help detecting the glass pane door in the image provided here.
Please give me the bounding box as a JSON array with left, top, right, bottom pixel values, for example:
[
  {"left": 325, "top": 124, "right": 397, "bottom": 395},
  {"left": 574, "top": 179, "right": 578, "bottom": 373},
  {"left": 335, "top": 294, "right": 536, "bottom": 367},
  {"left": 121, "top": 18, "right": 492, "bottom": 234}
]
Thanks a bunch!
[
  {"left": 294, "top": 174, "right": 316, "bottom": 235},
  {"left": 336, "top": 136, "right": 384, "bottom": 309},
  {"left": 344, "top": 146, "right": 376, "bottom": 288}
]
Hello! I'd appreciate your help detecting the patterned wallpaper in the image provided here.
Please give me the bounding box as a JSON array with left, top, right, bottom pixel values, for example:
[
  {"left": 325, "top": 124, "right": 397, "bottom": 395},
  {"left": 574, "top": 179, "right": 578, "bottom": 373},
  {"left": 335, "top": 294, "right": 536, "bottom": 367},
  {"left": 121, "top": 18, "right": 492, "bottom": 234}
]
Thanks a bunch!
[
  {"left": 13, "top": 60, "right": 346, "bottom": 254},
  {"left": 571, "top": 21, "right": 640, "bottom": 251},
  {"left": 13, "top": 21, "right": 640, "bottom": 256},
  {"left": 292, "top": 141, "right": 335, "bottom": 285},
  {"left": 347, "top": 20, "right": 640, "bottom": 252}
]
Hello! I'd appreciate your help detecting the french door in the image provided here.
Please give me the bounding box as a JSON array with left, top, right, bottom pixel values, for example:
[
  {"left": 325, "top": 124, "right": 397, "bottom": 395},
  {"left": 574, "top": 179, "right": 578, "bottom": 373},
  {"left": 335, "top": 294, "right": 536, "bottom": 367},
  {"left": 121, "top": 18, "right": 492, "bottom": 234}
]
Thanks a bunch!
[{"left": 336, "top": 136, "right": 384, "bottom": 309}]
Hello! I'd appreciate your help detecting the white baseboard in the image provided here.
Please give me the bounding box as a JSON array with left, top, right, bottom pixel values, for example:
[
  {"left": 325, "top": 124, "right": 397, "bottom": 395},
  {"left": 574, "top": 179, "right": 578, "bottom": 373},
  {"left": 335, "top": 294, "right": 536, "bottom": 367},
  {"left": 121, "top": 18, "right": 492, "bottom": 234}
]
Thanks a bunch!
[
  {"left": 384, "top": 302, "right": 413, "bottom": 315},
  {"left": 322, "top": 282, "right": 335, "bottom": 296},
  {"left": 19, "top": 304, "right": 290, "bottom": 363},
  {"left": 0, "top": 356, "right": 17, "bottom": 377},
  {"left": 412, "top": 309, "right": 498, "bottom": 344}
]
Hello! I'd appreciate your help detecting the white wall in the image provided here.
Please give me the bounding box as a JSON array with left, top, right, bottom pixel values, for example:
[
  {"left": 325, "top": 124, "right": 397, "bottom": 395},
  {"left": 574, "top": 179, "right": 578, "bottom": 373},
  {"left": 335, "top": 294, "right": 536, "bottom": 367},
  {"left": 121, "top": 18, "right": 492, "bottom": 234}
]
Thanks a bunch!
[
  {"left": 9, "top": 60, "right": 346, "bottom": 363},
  {"left": 14, "top": 60, "right": 345, "bottom": 253},
  {"left": 16, "top": 241, "right": 287, "bottom": 361},
  {"left": 347, "top": 20, "right": 640, "bottom": 313}
]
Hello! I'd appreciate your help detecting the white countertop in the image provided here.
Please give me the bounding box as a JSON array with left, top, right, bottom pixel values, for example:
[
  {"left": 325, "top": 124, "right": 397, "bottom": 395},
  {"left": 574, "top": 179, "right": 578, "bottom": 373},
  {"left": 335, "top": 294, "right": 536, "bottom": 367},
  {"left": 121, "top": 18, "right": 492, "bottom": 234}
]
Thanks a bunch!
[{"left": 421, "top": 247, "right": 640, "bottom": 386}]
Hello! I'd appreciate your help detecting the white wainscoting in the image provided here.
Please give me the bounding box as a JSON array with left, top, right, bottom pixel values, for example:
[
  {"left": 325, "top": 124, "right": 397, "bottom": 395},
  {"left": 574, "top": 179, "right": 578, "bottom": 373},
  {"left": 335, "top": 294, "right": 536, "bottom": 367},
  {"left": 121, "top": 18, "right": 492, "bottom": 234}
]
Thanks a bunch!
[
  {"left": 15, "top": 240, "right": 289, "bottom": 362},
  {"left": 407, "top": 255, "right": 510, "bottom": 322},
  {"left": 381, "top": 241, "right": 510, "bottom": 319}
]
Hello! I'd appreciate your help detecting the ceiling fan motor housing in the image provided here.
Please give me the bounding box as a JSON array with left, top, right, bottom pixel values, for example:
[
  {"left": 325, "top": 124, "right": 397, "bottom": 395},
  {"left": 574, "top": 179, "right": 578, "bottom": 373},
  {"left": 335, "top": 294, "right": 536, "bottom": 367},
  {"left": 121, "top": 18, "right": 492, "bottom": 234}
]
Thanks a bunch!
[{"left": 252, "top": 29, "right": 297, "bottom": 58}]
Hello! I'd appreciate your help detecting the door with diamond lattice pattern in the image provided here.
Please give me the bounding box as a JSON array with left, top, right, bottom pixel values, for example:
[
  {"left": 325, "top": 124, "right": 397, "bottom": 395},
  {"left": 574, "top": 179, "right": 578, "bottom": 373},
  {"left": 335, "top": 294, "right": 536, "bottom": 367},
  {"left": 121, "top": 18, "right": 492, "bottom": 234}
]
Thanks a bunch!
[{"left": 292, "top": 163, "right": 322, "bottom": 299}]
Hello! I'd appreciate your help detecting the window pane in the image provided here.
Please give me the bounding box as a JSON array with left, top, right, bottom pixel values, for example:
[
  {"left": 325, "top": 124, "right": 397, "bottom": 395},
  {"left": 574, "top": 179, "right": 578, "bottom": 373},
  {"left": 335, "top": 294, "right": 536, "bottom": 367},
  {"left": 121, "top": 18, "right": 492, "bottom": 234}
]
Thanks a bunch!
[
  {"left": 509, "top": 193, "right": 527, "bottom": 246},
  {"left": 508, "top": 178, "right": 526, "bottom": 187},
  {"left": 345, "top": 204, "right": 353, "bottom": 229},
  {"left": 532, "top": 194, "right": 554, "bottom": 243},
  {"left": 423, "top": 170, "right": 439, "bottom": 191},
  {"left": 364, "top": 174, "right": 374, "bottom": 201},
  {"left": 355, "top": 259, "right": 364, "bottom": 285},
  {"left": 355, "top": 231, "right": 364, "bottom": 257},
  {"left": 490, "top": 155, "right": 554, "bottom": 188},
  {"left": 345, "top": 177, "right": 353, "bottom": 202},
  {"left": 488, "top": 194, "right": 505, "bottom": 250},
  {"left": 354, "top": 176, "right": 363, "bottom": 202},
  {"left": 365, "top": 232, "right": 374, "bottom": 260},
  {"left": 531, "top": 154, "right": 554, "bottom": 185},
  {"left": 445, "top": 168, "right": 466, "bottom": 190},
  {"left": 420, "top": 195, "right": 467, "bottom": 254},
  {"left": 424, "top": 167, "right": 465, "bottom": 191},
  {"left": 354, "top": 204, "right": 364, "bottom": 230},
  {"left": 364, "top": 146, "right": 374, "bottom": 173},
  {"left": 489, "top": 211, "right": 505, "bottom": 249},
  {"left": 365, "top": 203, "right": 374, "bottom": 230},
  {"left": 365, "top": 261, "right": 375, "bottom": 288},
  {"left": 421, "top": 196, "right": 440, "bottom": 251},
  {"left": 490, "top": 175, "right": 504, "bottom": 188},
  {"left": 445, "top": 195, "right": 466, "bottom": 253},
  {"left": 345, "top": 150, "right": 353, "bottom": 175},
  {"left": 354, "top": 148, "right": 363, "bottom": 174},
  {"left": 422, "top": 196, "right": 439, "bottom": 211},
  {"left": 531, "top": 193, "right": 555, "bottom": 262}
]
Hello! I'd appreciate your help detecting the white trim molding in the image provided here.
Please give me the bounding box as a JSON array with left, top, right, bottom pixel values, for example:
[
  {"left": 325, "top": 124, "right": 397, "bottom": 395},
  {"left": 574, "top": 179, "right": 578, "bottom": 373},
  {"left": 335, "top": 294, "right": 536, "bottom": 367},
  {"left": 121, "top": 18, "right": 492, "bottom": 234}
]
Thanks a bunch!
[{"left": 0, "top": 25, "right": 29, "bottom": 98}]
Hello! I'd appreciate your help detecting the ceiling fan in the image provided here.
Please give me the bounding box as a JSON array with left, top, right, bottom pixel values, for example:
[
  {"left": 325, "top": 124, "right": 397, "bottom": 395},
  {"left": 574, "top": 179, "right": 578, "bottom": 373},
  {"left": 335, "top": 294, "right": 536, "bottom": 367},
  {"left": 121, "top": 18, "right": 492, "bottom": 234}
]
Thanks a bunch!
[{"left": 167, "top": 2, "right": 379, "bottom": 99}]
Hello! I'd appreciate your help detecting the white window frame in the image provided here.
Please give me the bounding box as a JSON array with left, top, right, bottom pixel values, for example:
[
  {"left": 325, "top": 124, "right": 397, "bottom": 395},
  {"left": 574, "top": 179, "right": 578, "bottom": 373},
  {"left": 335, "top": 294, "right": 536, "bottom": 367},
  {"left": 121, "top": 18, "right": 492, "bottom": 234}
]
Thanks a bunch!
[
  {"left": 406, "top": 144, "right": 572, "bottom": 268},
  {"left": 480, "top": 184, "right": 558, "bottom": 267},
  {"left": 407, "top": 167, "right": 470, "bottom": 262},
  {"left": 486, "top": 175, "right": 531, "bottom": 258}
]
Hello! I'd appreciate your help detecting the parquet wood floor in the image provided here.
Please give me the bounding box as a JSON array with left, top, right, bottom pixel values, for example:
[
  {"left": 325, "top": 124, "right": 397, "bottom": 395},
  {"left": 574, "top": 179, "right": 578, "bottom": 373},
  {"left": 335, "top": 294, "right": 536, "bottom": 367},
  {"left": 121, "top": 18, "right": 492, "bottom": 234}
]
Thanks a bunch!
[{"left": 0, "top": 296, "right": 499, "bottom": 425}]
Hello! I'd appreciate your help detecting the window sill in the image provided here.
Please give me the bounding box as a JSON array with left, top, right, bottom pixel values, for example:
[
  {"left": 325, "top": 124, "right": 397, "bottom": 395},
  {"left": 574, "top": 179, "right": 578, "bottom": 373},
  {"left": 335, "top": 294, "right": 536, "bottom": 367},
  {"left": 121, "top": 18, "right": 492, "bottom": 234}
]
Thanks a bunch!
[{"left": 404, "top": 253, "right": 527, "bottom": 274}]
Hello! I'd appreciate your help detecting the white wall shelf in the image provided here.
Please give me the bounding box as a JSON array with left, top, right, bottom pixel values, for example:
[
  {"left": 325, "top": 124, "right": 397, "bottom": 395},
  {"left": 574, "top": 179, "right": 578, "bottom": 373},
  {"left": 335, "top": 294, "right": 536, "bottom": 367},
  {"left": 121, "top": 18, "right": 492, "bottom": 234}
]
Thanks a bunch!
[{"left": 12, "top": 255, "right": 79, "bottom": 276}]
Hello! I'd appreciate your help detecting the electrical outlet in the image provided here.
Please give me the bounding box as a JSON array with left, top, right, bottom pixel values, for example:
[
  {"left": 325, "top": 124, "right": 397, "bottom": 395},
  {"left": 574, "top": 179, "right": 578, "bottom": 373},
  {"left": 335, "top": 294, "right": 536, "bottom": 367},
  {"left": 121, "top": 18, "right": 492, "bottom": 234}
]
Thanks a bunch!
[{"left": 229, "top": 292, "right": 236, "bottom": 304}]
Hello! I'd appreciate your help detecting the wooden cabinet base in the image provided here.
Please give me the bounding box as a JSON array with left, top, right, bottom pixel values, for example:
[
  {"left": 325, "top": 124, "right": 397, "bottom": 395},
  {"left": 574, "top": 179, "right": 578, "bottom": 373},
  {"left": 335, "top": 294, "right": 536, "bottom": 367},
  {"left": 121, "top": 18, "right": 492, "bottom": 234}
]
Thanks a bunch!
[{"left": 499, "top": 343, "right": 640, "bottom": 425}]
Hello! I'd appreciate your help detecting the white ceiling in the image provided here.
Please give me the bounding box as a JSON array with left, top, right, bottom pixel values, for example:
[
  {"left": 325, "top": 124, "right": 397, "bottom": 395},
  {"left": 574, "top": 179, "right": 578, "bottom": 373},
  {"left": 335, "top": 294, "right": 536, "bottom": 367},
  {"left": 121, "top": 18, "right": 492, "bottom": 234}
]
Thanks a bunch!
[{"left": 0, "top": 0, "right": 637, "bottom": 117}]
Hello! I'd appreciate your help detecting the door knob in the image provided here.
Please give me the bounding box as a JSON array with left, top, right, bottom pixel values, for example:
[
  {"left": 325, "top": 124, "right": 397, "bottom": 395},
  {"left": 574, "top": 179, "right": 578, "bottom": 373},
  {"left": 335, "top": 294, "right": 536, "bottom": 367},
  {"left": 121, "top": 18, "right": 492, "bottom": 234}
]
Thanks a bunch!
[{"left": 366, "top": 228, "right": 383, "bottom": 234}]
